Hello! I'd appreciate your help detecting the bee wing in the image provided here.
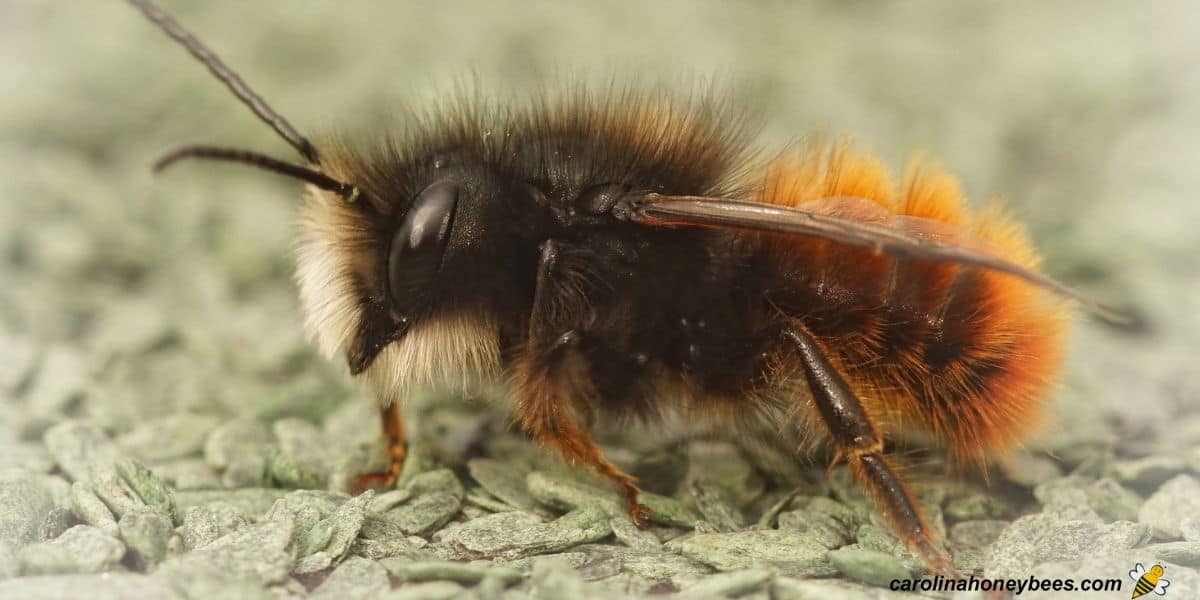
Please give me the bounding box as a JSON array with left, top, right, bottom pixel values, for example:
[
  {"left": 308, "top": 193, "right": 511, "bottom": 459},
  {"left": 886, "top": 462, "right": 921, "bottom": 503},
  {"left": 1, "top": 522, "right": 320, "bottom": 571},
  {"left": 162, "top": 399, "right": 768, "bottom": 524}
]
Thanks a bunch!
[
  {"left": 1155, "top": 578, "right": 1170, "bottom": 594},
  {"left": 626, "top": 193, "right": 1123, "bottom": 322},
  {"left": 1130, "top": 563, "right": 1146, "bottom": 580}
]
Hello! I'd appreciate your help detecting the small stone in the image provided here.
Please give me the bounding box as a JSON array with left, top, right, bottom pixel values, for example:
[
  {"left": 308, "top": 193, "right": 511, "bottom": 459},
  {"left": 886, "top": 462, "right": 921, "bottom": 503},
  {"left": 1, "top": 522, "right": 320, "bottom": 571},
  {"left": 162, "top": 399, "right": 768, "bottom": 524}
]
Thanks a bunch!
[
  {"left": 667, "top": 528, "right": 834, "bottom": 576},
  {"left": 381, "top": 559, "right": 523, "bottom": 585},
  {"left": 690, "top": 478, "right": 744, "bottom": 532},
  {"left": 389, "top": 492, "right": 462, "bottom": 537},
  {"left": 68, "top": 482, "right": 117, "bottom": 536},
  {"left": 0, "top": 544, "right": 16, "bottom": 580},
  {"left": 369, "top": 489, "right": 412, "bottom": 513},
  {"left": 220, "top": 454, "right": 268, "bottom": 489},
  {"left": 1139, "top": 474, "right": 1200, "bottom": 539},
  {"left": 0, "top": 574, "right": 178, "bottom": 599},
  {"left": 527, "top": 471, "right": 621, "bottom": 515},
  {"left": 944, "top": 491, "right": 1007, "bottom": 521},
  {"left": 89, "top": 300, "right": 174, "bottom": 357},
  {"left": 609, "top": 516, "right": 661, "bottom": 551},
  {"left": 310, "top": 556, "right": 390, "bottom": 600},
  {"left": 1181, "top": 517, "right": 1200, "bottom": 542},
  {"left": 382, "top": 581, "right": 464, "bottom": 600},
  {"left": 316, "top": 490, "right": 372, "bottom": 562},
  {"left": 37, "top": 506, "right": 72, "bottom": 542},
  {"left": 754, "top": 491, "right": 802, "bottom": 529},
  {"left": 949, "top": 520, "right": 1009, "bottom": 549},
  {"left": 404, "top": 468, "right": 465, "bottom": 500},
  {"left": 679, "top": 568, "right": 772, "bottom": 598},
  {"left": 1086, "top": 478, "right": 1143, "bottom": 523},
  {"left": 178, "top": 502, "right": 248, "bottom": 550},
  {"left": 1034, "top": 477, "right": 1106, "bottom": 523},
  {"left": 293, "top": 551, "right": 333, "bottom": 574},
  {"left": 681, "top": 442, "right": 764, "bottom": 508},
  {"left": 355, "top": 513, "right": 436, "bottom": 560},
  {"left": 154, "top": 560, "right": 276, "bottom": 599},
  {"left": 828, "top": 546, "right": 912, "bottom": 587},
  {"left": 1001, "top": 452, "right": 1063, "bottom": 488},
  {"left": 641, "top": 492, "right": 704, "bottom": 528},
  {"left": 464, "top": 490, "right": 514, "bottom": 514},
  {"left": 576, "top": 550, "right": 621, "bottom": 581},
  {"left": 175, "top": 489, "right": 287, "bottom": 519},
  {"left": 528, "top": 556, "right": 587, "bottom": 600},
  {"left": 270, "top": 418, "right": 329, "bottom": 483},
  {"left": 985, "top": 513, "right": 1150, "bottom": 578},
  {"left": 0, "top": 442, "right": 54, "bottom": 474},
  {"left": 0, "top": 333, "right": 38, "bottom": 392},
  {"left": 0, "top": 474, "right": 56, "bottom": 548},
  {"left": 262, "top": 447, "right": 326, "bottom": 489},
  {"left": 203, "top": 419, "right": 272, "bottom": 470},
  {"left": 468, "top": 458, "right": 537, "bottom": 510},
  {"left": 17, "top": 525, "right": 125, "bottom": 575},
  {"left": 119, "top": 506, "right": 173, "bottom": 569},
  {"left": 1111, "top": 455, "right": 1188, "bottom": 491},
  {"left": 777, "top": 497, "right": 861, "bottom": 550},
  {"left": 160, "top": 514, "right": 295, "bottom": 585},
  {"left": 438, "top": 507, "right": 611, "bottom": 560},
  {"left": 1148, "top": 542, "right": 1200, "bottom": 569},
  {"left": 500, "top": 551, "right": 589, "bottom": 574},
  {"left": 149, "top": 459, "right": 221, "bottom": 491},
  {"left": 90, "top": 469, "right": 144, "bottom": 519},
  {"left": 116, "top": 414, "right": 221, "bottom": 463},
  {"left": 575, "top": 544, "right": 711, "bottom": 586},
  {"left": 116, "top": 458, "right": 177, "bottom": 522},
  {"left": 42, "top": 420, "right": 121, "bottom": 483},
  {"left": 23, "top": 348, "right": 91, "bottom": 416}
]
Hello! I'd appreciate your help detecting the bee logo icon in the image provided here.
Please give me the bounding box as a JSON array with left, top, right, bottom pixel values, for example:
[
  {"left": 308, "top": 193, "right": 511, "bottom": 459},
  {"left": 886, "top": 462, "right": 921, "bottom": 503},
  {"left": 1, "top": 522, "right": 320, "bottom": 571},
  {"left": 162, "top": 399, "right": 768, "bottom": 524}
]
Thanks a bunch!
[{"left": 1130, "top": 563, "right": 1170, "bottom": 598}]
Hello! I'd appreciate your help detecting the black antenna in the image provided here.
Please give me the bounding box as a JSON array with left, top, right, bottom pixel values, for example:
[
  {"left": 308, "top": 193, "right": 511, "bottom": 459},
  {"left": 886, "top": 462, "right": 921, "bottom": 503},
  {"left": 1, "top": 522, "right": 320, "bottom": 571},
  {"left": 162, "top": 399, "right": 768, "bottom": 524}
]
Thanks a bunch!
[
  {"left": 127, "top": 0, "right": 320, "bottom": 164},
  {"left": 155, "top": 146, "right": 359, "bottom": 202}
]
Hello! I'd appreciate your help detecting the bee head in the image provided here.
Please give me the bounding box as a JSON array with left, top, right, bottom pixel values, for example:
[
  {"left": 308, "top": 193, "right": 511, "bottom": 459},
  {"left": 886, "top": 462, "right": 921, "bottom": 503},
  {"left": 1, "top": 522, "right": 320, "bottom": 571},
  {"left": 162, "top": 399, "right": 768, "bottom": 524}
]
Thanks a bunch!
[
  {"left": 129, "top": 0, "right": 514, "bottom": 401},
  {"left": 296, "top": 151, "right": 518, "bottom": 403}
]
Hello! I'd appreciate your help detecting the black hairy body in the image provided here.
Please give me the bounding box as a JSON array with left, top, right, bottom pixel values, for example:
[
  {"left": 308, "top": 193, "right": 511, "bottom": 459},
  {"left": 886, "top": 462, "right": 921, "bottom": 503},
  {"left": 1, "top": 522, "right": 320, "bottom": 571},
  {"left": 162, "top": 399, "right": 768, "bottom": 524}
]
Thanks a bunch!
[{"left": 322, "top": 94, "right": 781, "bottom": 420}]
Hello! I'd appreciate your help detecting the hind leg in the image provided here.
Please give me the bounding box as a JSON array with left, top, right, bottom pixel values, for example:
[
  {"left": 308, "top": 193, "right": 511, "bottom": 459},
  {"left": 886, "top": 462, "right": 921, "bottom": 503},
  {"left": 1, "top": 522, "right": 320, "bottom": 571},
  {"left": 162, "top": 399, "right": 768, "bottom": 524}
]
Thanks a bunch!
[{"left": 782, "top": 327, "right": 956, "bottom": 577}]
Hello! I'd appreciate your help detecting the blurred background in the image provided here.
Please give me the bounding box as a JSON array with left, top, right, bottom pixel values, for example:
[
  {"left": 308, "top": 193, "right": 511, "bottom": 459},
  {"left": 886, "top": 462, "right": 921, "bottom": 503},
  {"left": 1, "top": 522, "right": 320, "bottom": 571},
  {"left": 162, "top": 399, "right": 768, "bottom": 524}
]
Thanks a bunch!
[{"left": 1, "top": 0, "right": 1198, "bottom": 591}]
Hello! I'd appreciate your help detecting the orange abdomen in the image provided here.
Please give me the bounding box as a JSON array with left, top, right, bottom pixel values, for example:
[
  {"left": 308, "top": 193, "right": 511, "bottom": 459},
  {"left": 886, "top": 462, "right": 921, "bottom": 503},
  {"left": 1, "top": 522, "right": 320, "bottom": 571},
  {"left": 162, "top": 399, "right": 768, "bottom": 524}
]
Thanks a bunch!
[{"left": 756, "top": 143, "right": 1069, "bottom": 462}]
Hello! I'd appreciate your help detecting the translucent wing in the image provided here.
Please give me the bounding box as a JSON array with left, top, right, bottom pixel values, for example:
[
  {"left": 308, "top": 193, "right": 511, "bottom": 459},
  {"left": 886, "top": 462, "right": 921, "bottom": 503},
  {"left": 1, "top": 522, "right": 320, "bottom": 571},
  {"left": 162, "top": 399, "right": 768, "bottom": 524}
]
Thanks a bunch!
[
  {"left": 623, "top": 193, "right": 1123, "bottom": 322},
  {"left": 1130, "top": 563, "right": 1146, "bottom": 580}
]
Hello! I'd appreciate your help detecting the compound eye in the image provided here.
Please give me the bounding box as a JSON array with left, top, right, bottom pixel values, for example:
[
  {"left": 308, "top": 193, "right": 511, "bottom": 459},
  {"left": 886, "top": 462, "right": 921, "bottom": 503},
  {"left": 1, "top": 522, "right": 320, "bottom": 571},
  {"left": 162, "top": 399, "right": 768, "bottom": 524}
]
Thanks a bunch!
[{"left": 387, "top": 180, "right": 458, "bottom": 305}]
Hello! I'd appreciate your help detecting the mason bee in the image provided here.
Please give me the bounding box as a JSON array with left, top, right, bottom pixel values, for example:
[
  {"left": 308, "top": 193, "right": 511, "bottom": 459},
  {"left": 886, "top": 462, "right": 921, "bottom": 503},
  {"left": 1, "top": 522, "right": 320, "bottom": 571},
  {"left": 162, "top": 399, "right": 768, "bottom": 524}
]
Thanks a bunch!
[{"left": 128, "top": 0, "right": 1118, "bottom": 576}]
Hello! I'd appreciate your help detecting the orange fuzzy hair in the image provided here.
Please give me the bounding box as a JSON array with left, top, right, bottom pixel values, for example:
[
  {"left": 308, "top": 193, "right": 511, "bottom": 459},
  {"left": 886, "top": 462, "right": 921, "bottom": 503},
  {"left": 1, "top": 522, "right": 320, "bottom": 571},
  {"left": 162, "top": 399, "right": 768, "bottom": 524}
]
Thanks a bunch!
[{"left": 755, "top": 142, "right": 1069, "bottom": 465}]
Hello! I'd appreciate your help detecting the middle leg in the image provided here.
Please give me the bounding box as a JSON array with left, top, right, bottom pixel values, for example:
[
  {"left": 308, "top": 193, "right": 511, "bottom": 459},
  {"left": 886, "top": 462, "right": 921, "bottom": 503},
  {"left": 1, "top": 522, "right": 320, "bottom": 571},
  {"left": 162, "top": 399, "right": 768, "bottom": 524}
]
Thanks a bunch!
[{"left": 782, "top": 327, "right": 956, "bottom": 576}]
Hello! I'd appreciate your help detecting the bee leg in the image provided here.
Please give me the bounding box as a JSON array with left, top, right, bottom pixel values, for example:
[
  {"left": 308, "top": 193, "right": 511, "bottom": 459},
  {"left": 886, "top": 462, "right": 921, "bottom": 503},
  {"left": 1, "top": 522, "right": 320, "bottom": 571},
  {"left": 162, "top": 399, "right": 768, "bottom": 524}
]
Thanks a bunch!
[
  {"left": 781, "top": 328, "right": 957, "bottom": 577},
  {"left": 350, "top": 402, "right": 407, "bottom": 492},
  {"left": 516, "top": 330, "right": 650, "bottom": 526}
]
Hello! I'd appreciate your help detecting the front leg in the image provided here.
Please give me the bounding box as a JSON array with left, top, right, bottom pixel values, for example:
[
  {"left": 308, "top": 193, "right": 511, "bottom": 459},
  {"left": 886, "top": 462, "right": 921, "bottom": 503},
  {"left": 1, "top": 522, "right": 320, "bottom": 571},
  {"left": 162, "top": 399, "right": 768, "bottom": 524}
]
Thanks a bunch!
[
  {"left": 515, "top": 240, "right": 648, "bottom": 525},
  {"left": 781, "top": 327, "right": 957, "bottom": 577}
]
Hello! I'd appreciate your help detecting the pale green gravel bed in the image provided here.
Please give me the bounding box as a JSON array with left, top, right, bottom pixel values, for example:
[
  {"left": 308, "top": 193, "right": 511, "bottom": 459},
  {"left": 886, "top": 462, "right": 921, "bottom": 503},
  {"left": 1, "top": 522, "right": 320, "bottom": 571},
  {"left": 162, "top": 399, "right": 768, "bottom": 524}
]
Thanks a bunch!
[{"left": 2, "top": 2, "right": 1199, "bottom": 598}]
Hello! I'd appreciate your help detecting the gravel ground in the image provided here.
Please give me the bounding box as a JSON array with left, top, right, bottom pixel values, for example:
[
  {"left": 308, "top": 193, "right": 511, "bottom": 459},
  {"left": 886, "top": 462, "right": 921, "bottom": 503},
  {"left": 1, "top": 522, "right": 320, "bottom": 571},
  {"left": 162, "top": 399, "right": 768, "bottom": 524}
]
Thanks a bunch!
[{"left": 2, "top": 2, "right": 1199, "bottom": 599}]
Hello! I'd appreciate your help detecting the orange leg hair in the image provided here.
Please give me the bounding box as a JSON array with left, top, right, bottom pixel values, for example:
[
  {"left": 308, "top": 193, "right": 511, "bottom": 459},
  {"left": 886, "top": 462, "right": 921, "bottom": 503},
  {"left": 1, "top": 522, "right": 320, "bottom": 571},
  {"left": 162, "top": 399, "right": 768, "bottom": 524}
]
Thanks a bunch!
[
  {"left": 351, "top": 402, "right": 407, "bottom": 491},
  {"left": 782, "top": 327, "right": 957, "bottom": 577},
  {"left": 516, "top": 330, "right": 650, "bottom": 526}
]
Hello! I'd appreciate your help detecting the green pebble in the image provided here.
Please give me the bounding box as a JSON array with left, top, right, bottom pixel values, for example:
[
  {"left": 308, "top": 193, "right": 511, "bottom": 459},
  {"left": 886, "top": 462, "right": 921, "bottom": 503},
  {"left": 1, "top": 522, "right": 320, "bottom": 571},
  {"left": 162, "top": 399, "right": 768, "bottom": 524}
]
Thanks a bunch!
[
  {"left": 828, "top": 546, "right": 912, "bottom": 587},
  {"left": 115, "top": 458, "right": 177, "bottom": 522},
  {"left": 381, "top": 559, "right": 523, "bottom": 585}
]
